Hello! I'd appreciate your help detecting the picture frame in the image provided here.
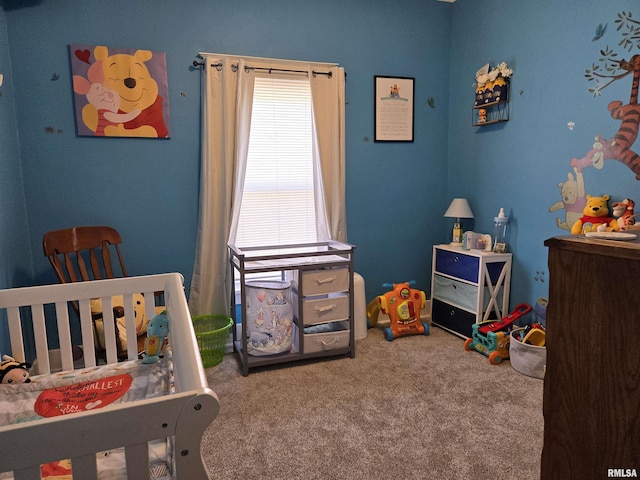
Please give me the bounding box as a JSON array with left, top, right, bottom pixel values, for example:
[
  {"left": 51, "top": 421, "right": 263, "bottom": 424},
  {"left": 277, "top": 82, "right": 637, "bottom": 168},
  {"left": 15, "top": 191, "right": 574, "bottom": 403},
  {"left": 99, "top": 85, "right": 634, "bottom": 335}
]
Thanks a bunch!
[
  {"left": 70, "top": 44, "right": 171, "bottom": 138},
  {"left": 374, "top": 75, "right": 415, "bottom": 142}
]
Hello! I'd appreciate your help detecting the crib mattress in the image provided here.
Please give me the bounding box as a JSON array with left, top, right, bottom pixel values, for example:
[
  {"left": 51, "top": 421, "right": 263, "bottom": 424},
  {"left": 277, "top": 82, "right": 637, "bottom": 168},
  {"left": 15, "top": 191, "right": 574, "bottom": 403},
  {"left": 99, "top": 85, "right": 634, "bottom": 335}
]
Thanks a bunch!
[{"left": 0, "top": 354, "right": 175, "bottom": 480}]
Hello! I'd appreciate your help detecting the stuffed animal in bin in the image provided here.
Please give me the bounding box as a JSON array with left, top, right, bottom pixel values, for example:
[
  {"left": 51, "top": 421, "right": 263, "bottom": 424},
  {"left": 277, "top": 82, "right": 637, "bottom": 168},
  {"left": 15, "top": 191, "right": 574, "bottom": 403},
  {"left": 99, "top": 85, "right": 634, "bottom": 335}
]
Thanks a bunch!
[
  {"left": 0, "top": 355, "right": 31, "bottom": 384},
  {"left": 142, "top": 311, "right": 170, "bottom": 364},
  {"left": 570, "top": 194, "right": 619, "bottom": 234}
]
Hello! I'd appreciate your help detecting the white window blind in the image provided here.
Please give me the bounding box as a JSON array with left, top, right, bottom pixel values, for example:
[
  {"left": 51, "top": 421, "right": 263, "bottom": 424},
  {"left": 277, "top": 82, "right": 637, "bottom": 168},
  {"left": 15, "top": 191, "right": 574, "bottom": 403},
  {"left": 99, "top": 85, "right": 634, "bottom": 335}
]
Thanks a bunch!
[{"left": 234, "top": 75, "right": 317, "bottom": 248}]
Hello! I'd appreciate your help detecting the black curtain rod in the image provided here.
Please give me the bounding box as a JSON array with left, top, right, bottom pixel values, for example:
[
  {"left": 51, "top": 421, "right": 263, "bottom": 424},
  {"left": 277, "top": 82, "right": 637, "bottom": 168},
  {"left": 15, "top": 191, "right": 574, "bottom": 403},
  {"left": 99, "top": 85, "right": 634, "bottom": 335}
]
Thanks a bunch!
[{"left": 192, "top": 60, "right": 333, "bottom": 78}]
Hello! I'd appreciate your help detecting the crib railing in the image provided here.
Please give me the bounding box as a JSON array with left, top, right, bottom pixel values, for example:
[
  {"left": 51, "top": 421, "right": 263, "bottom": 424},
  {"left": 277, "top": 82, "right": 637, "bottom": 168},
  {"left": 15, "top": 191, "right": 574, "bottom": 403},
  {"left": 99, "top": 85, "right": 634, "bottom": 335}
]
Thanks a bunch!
[{"left": 0, "top": 273, "right": 219, "bottom": 480}]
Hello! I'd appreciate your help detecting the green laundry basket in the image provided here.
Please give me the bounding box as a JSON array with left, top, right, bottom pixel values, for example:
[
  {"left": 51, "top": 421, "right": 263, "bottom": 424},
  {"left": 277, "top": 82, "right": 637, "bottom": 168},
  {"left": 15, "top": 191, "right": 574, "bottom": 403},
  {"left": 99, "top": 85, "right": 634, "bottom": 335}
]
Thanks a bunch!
[{"left": 192, "top": 315, "right": 233, "bottom": 368}]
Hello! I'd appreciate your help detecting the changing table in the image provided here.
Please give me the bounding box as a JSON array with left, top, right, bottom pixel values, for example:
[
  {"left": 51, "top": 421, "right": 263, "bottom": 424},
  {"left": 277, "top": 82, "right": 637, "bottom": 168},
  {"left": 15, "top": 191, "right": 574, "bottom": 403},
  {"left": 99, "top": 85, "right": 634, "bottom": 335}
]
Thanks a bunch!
[{"left": 229, "top": 241, "right": 356, "bottom": 376}]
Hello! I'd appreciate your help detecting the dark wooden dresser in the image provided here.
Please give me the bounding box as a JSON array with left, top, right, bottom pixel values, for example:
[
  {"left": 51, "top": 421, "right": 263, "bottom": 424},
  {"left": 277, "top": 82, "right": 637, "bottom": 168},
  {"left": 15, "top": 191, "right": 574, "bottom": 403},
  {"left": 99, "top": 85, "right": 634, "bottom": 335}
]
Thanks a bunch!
[{"left": 542, "top": 235, "right": 640, "bottom": 479}]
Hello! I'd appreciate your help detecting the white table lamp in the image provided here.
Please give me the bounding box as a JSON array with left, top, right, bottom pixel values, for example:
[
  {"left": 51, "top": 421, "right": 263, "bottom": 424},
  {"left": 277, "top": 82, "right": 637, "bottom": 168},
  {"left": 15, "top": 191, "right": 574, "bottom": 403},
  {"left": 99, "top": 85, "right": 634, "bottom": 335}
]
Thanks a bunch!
[{"left": 444, "top": 198, "right": 474, "bottom": 246}]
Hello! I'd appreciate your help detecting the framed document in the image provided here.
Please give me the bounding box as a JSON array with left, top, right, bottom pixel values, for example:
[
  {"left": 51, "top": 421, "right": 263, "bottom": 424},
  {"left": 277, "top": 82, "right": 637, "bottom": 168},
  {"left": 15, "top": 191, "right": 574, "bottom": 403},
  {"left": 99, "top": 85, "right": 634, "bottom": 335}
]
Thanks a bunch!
[{"left": 374, "top": 75, "right": 415, "bottom": 142}]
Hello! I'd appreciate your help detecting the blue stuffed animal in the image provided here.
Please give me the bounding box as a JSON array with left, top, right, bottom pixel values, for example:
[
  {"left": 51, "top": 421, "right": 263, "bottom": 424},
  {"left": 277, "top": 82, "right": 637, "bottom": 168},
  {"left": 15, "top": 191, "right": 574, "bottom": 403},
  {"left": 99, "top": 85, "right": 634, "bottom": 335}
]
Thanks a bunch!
[{"left": 142, "top": 311, "right": 169, "bottom": 364}]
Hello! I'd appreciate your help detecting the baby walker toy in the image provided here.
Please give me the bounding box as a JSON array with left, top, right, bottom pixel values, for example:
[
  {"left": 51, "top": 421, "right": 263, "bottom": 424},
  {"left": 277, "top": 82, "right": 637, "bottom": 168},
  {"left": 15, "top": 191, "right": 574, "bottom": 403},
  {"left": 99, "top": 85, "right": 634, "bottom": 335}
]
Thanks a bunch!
[
  {"left": 366, "top": 281, "right": 429, "bottom": 341},
  {"left": 464, "top": 303, "right": 532, "bottom": 365}
]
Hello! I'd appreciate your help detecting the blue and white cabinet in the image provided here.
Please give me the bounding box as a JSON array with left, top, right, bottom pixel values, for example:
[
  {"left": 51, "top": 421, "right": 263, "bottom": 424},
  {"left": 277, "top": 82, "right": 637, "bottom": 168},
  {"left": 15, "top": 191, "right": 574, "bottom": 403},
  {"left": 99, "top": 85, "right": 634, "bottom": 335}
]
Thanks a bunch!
[{"left": 430, "top": 245, "right": 512, "bottom": 338}]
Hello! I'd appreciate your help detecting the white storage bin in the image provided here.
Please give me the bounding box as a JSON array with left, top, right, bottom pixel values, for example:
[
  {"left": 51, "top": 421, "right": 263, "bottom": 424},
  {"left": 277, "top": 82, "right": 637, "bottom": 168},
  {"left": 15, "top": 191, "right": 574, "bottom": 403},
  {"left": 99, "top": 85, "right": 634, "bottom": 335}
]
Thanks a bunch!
[
  {"left": 510, "top": 328, "right": 546, "bottom": 379},
  {"left": 292, "top": 320, "right": 350, "bottom": 354},
  {"left": 353, "top": 272, "right": 367, "bottom": 340}
]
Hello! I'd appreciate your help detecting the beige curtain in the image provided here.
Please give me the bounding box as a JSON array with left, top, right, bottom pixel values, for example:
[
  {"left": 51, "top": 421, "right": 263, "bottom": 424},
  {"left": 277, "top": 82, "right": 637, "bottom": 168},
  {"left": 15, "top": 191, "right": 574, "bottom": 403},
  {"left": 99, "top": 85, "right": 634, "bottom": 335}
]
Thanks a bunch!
[
  {"left": 189, "top": 57, "right": 254, "bottom": 316},
  {"left": 189, "top": 54, "right": 346, "bottom": 316},
  {"left": 310, "top": 65, "right": 347, "bottom": 241}
]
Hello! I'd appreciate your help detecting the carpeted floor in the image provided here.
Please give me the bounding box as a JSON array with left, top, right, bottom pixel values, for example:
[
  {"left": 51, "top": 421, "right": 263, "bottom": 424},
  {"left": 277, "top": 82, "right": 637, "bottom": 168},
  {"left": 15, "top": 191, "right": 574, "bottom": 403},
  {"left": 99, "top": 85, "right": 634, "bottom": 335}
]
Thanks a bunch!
[{"left": 202, "top": 326, "right": 543, "bottom": 480}]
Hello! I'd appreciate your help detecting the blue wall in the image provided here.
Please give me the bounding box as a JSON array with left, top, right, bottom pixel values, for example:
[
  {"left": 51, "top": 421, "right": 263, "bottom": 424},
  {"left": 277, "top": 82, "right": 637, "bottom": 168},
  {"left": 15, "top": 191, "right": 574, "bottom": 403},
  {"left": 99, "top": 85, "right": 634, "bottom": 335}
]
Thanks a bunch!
[
  {"left": 2, "top": 0, "right": 640, "bottom": 355},
  {"left": 0, "top": 5, "right": 32, "bottom": 355},
  {"left": 448, "top": 0, "right": 640, "bottom": 305},
  {"left": 2, "top": 0, "right": 451, "bottom": 291}
]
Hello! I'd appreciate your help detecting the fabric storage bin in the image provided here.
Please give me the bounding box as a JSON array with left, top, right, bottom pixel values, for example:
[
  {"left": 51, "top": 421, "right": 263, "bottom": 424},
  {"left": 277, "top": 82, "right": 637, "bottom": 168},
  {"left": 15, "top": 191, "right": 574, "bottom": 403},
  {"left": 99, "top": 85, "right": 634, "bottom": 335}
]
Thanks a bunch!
[
  {"left": 288, "top": 267, "right": 350, "bottom": 296},
  {"left": 292, "top": 292, "right": 349, "bottom": 326},
  {"left": 292, "top": 320, "right": 350, "bottom": 354},
  {"left": 534, "top": 297, "right": 548, "bottom": 327},
  {"left": 431, "top": 298, "right": 476, "bottom": 339},
  {"left": 433, "top": 275, "right": 503, "bottom": 313},
  {"left": 510, "top": 328, "right": 546, "bottom": 379},
  {"left": 433, "top": 274, "right": 479, "bottom": 311},
  {"left": 245, "top": 280, "right": 293, "bottom": 356},
  {"left": 434, "top": 248, "right": 506, "bottom": 284}
]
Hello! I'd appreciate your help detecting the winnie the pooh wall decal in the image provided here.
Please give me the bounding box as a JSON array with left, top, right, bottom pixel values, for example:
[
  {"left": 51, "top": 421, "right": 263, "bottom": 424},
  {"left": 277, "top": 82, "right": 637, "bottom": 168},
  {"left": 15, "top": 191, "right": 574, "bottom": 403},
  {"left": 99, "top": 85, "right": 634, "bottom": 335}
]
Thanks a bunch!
[
  {"left": 70, "top": 44, "right": 170, "bottom": 138},
  {"left": 550, "top": 11, "right": 640, "bottom": 231}
]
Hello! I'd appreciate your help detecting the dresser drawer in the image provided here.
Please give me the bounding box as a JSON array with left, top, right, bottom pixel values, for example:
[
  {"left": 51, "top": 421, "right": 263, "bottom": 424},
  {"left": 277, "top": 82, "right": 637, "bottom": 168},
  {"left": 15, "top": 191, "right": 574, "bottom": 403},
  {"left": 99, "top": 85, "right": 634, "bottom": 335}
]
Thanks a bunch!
[
  {"left": 432, "top": 274, "right": 478, "bottom": 311},
  {"left": 290, "top": 267, "right": 350, "bottom": 296},
  {"left": 292, "top": 320, "right": 350, "bottom": 354},
  {"left": 434, "top": 249, "right": 479, "bottom": 283},
  {"left": 431, "top": 298, "right": 476, "bottom": 338},
  {"left": 432, "top": 275, "right": 501, "bottom": 314},
  {"left": 293, "top": 292, "right": 350, "bottom": 326}
]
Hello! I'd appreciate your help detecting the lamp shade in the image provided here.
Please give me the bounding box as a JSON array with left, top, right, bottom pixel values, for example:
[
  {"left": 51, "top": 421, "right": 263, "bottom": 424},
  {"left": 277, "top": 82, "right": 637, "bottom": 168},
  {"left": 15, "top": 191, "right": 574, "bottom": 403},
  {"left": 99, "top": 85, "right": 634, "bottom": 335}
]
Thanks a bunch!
[{"left": 444, "top": 198, "right": 474, "bottom": 219}]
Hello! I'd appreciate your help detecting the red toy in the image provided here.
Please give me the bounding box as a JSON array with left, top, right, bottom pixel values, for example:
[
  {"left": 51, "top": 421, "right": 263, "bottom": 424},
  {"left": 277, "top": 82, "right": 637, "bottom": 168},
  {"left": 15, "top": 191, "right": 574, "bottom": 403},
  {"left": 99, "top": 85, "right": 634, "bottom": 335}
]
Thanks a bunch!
[
  {"left": 465, "top": 303, "right": 532, "bottom": 364},
  {"left": 367, "top": 281, "right": 429, "bottom": 341},
  {"left": 477, "top": 303, "right": 531, "bottom": 335}
]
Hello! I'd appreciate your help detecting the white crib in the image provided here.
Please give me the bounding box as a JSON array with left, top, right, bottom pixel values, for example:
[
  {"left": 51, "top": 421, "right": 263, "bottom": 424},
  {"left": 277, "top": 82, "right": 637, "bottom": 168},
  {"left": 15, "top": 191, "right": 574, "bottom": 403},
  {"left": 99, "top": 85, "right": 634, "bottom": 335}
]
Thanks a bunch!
[{"left": 0, "top": 273, "right": 219, "bottom": 480}]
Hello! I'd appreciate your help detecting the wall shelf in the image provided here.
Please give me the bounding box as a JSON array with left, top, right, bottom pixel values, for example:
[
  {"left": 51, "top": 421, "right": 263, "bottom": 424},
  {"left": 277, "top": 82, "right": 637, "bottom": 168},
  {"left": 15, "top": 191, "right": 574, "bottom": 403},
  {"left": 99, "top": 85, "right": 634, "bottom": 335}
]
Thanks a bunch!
[{"left": 472, "top": 99, "right": 509, "bottom": 126}]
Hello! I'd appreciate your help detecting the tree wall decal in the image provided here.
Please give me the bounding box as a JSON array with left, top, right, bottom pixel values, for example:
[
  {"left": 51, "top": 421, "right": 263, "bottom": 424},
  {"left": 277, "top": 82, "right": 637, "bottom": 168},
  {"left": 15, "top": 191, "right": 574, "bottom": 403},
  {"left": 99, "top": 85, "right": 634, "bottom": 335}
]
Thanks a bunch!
[{"left": 582, "top": 11, "right": 640, "bottom": 179}]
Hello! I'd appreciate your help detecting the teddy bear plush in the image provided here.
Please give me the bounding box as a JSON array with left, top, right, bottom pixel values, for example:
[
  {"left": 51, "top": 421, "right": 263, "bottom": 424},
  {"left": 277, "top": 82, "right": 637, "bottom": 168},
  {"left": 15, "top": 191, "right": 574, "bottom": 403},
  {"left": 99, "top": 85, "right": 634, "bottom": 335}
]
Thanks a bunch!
[
  {"left": 90, "top": 293, "right": 158, "bottom": 355},
  {"left": 570, "top": 194, "right": 619, "bottom": 234}
]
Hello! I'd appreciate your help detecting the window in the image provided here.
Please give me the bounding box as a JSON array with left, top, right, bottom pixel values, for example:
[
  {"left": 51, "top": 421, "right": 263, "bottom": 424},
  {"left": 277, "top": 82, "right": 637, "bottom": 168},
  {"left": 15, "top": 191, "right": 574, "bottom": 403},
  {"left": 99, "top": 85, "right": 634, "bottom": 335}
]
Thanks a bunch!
[
  {"left": 233, "top": 75, "right": 318, "bottom": 248},
  {"left": 188, "top": 55, "right": 344, "bottom": 317}
]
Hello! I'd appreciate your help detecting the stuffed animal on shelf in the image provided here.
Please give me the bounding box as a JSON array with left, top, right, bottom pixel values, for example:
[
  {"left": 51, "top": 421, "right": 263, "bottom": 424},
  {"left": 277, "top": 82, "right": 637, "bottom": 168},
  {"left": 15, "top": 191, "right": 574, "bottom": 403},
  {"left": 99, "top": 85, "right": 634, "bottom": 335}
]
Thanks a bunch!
[
  {"left": 0, "top": 355, "right": 31, "bottom": 384},
  {"left": 570, "top": 194, "right": 619, "bottom": 234},
  {"left": 142, "top": 311, "right": 170, "bottom": 364},
  {"left": 612, "top": 198, "right": 636, "bottom": 230}
]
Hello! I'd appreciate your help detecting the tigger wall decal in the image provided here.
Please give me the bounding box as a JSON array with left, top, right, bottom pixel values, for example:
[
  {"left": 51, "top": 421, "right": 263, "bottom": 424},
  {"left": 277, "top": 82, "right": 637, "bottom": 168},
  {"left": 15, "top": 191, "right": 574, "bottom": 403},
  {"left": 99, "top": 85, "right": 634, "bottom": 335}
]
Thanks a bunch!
[
  {"left": 582, "top": 12, "right": 640, "bottom": 180},
  {"left": 590, "top": 55, "right": 640, "bottom": 179},
  {"left": 552, "top": 12, "right": 640, "bottom": 231}
]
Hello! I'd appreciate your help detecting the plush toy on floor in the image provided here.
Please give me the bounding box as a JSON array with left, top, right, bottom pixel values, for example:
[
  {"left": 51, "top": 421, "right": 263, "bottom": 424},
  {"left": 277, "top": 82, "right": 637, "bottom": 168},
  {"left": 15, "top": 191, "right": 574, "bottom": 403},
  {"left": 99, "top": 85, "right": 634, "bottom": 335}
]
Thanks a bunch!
[
  {"left": 142, "top": 311, "right": 170, "bottom": 364},
  {"left": 367, "top": 281, "right": 429, "bottom": 341},
  {"left": 0, "top": 355, "right": 31, "bottom": 384}
]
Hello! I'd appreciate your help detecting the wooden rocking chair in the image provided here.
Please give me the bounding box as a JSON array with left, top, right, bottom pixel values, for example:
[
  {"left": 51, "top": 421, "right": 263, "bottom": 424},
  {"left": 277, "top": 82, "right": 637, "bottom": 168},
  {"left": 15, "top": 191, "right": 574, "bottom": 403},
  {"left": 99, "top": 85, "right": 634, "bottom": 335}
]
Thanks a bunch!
[{"left": 42, "top": 226, "right": 148, "bottom": 359}]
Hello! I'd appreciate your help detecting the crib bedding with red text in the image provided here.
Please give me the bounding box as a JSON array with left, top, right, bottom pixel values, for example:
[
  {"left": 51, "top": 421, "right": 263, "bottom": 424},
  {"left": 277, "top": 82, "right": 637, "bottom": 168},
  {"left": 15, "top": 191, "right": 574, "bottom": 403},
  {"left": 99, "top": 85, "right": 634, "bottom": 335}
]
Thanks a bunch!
[{"left": 0, "top": 354, "right": 175, "bottom": 479}]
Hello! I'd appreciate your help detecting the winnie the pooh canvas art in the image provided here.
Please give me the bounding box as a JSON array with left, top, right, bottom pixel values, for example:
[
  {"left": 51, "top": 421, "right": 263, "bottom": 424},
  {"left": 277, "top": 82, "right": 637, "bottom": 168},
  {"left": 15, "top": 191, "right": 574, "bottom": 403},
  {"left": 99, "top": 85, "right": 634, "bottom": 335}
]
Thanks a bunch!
[{"left": 71, "top": 44, "right": 170, "bottom": 138}]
